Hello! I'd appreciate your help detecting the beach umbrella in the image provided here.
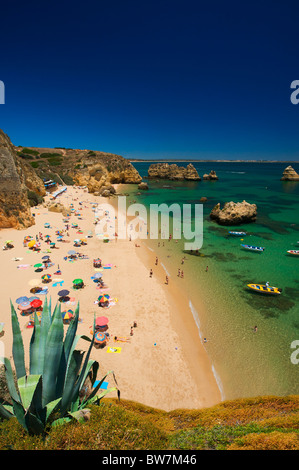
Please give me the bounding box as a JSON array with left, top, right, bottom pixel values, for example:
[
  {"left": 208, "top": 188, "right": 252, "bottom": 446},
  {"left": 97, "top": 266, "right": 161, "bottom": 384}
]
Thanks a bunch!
[
  {"left": 42, "top": 256, "right": 50, "bottom": 260},
  {"left": 91, "top": 273, "right": 102, "bottom": 280},
  {"left": 68, "top": 250, "right": 76, "bottom": 255},
  {"left": 30, "top": 299, "right": 42, "bottom": 309},
  {"left": 28, "top": 296, "right": 39, "bottom": 302},
  {"left": 94, "top": 332, "right": 106, "bottom": 344},
  {"left": 34, "top": 263, "right": 43, "bottom": 268},
  {"left": 73, "top": 278, "right": 83, "bottom": 285},
  {"left": 62, "top": 310, "right": 74, "bottom": 320},
  {"left": 58, "top": 289, "right": 70, "bottom": 297},
  {"left": 28, "top": 240, "right": 36, "bottom": 248},
  {"left": 19, "top": 301, "right": 31, "bottom": 310},
  {"left": 95, "top": 316, "right": 109, "bottom": 326},
  {"left": 98, "top": 295, "right": 110, "bottom": 303},
  {"left": 16, "top": 296, "right": 29, "bottom": 304},
  {"left": 42, "top": 274, "right": 51, "bottom": 280}
]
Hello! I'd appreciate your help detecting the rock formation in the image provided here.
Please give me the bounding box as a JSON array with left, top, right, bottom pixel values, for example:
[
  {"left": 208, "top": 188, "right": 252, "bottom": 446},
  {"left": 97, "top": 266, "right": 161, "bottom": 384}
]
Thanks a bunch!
[
  {"left": 203, "top": 170, "right": 218, "bottom": 180},
  {"left": 210, "top": 200, "right": 257, "bottom": 225},
  {"left": 138, "top": 182, "right": 149, "bottom": 190},
  {"left": 0, "top": 130, "right": 45, "bottom": 229},
  {"left": 280, "top": 165, "right": 299, "bottom": 181},
  {"left": 147, "top": 163, "right": 201, "bottom": 181}
]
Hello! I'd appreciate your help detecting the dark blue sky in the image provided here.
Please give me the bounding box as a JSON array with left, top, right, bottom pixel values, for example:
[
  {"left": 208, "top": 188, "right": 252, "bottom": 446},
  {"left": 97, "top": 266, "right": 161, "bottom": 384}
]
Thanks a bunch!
[{"left": 0, "top": 0, "right": 299, "bottom": 160}]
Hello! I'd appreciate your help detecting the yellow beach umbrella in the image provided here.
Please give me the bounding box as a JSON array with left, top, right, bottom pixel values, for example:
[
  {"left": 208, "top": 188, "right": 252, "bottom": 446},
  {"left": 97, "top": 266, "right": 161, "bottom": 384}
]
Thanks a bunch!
[{"left": 28, "top": 240, "right": 36, "bottom": 248}]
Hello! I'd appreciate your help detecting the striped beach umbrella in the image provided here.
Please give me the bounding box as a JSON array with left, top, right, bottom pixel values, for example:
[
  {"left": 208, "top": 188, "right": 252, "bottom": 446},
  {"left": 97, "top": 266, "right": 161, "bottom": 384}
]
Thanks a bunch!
[{"left": 98, "top": 295, "right": 110, "bottom": 303}]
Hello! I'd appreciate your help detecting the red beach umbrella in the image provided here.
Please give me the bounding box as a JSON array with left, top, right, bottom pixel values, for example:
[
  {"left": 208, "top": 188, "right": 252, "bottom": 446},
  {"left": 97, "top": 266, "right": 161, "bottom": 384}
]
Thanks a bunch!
[
  {"left": 30, "top": 299, "right": 42, "bottom": 309},
  {"left": 95, "top": 316, "right": 109, "bottom": 326}
]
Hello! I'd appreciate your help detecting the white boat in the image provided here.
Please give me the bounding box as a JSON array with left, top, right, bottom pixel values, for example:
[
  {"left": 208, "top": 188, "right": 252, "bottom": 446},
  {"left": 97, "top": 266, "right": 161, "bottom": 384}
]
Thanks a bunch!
[
  {"left": 287, "top": 250, "right": 299, "bottom": 256},
  {"left": 241, "top": 244, "right": 264, "bottom": 252},
  {"left": 229, "top": 231, "right": 247, "bottom": 236}
]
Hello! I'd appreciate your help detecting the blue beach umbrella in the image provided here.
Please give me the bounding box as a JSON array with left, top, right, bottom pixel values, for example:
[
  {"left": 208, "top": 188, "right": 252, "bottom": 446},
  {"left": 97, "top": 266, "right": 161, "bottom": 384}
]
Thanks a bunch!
[{"left": 16, "top": 296, "right": 29, "bottom": 304}]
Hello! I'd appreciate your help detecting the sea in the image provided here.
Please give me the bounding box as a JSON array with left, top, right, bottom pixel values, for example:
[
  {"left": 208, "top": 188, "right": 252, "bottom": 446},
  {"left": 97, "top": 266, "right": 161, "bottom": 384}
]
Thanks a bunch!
[{"left": 124, "top": 161, "right": 299, "bottom": 401}]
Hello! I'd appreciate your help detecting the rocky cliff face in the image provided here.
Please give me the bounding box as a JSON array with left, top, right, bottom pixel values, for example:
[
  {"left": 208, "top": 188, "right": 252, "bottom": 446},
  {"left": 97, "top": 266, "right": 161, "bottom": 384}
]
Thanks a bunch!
[
  {"left": 210, "top": 200, "right": 257, "bottom": 225},
  {"left": 281, "top": 165, "right": 299, "bottom": 181},
  {"left": 0, "top": 130, "right": 45, "bottom": 229},
  {"left": 148, "top": 163, "right": 201, "bottom": 180}
]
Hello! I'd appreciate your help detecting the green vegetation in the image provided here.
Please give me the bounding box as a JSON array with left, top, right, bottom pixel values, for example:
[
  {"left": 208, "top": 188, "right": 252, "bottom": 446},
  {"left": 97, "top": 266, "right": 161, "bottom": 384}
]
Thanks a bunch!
[
  {"left": 27, "top": 190, "right": 43, "bottom": 207},
  {"left": 0, "top": 396, "right": 298, "bottom": 449},
  {"left": 20, "top": 148, "right": 40, "bottom": 156},
  {"left": 0, "top": 300, "right": 118, "bottom": 436}
]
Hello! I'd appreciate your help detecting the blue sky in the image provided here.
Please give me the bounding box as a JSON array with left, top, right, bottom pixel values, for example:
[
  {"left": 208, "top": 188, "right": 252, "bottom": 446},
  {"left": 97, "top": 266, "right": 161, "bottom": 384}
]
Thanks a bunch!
[{"left": 0, "top": 0, "right": 299, "bottom": 160}]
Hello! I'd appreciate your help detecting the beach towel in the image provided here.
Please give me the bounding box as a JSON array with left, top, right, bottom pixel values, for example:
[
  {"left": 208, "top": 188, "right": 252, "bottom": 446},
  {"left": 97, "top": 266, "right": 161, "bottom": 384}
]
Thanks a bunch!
[
  {"left": 93, "top": 380, "right": 108, "bottom": 389},
  {"left": 107, "top": 347, "right": 121, "bottom": 354}
]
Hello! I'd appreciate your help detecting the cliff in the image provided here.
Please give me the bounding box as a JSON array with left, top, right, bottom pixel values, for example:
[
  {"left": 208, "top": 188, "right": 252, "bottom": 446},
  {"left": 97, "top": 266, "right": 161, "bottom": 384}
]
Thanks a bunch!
[
  {"left": 148, "top": 163, "right": 201, "bottom": 180},
  {"left": 0, "top": 130, "right": 45, "bottom": 229},
  {"left": 16, "top": 145, "right": 142, "bottom": 193},
  {"left": 281, "top": 165, "right": 299, "bottom": 181}
]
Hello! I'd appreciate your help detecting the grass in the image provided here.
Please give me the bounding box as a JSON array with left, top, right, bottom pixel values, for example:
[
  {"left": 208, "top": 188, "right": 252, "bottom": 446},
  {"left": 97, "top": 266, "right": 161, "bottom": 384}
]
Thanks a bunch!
[{"left": 0, "top": 396, "right": 298, "bottom": 450}]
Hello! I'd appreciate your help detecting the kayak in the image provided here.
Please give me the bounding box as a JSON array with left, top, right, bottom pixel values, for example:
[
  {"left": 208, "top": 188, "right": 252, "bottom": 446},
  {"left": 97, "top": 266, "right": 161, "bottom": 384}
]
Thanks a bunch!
[
  {"left": 247, "top": 284, "right": 282, "bottom": 295},
  {"left": 241, "top": 244, "right": 264, "bottom": 252},
  {"left": 287, "top": 250, "right": 299, "bottom": 256},
  {"left": 229, "top": 231, "right": 247, "bottom": 236}
]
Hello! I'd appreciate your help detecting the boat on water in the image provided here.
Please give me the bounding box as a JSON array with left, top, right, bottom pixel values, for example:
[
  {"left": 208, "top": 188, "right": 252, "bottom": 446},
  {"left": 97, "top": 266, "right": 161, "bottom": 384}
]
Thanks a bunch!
[
  {"left": 287, "top": 250, "right": 299, "bottom": 256},
  {"left": 247, "top": 284, "right": 282, "bottom": 295},
  {"left": 241, "top": 244, "right": 264, "bottom": 252},
  {"left": 229, "top": 231, "right": 247, "bottom": 236}
]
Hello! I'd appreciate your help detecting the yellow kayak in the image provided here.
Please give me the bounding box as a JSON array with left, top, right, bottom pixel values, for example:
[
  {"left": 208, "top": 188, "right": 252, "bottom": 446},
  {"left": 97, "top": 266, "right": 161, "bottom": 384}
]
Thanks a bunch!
[{"left": 247, "top": 284, "right": 282, "bottom": 295}]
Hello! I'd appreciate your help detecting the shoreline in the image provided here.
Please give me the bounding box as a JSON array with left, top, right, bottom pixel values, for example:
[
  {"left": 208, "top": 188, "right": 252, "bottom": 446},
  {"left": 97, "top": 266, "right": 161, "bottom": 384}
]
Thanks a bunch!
[{"left": 0, "top": 184, "right": 221, "bottom": 411}]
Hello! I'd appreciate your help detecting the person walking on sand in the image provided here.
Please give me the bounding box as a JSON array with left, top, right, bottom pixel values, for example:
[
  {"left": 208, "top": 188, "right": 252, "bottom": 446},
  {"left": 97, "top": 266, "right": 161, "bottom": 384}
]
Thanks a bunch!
[
  {"left": 165, "top": 276, "right": 169, "bottom": 285},
  {"left": 178, "top": 268, "right": 181, "bottom": 277},
  {"left": 155, "top": 256, "right": 158, "bottom": 265},
  {"left": 149, "top": 269, "right": 153, "bottom": 278},
  {"left": 181, "top": 270, "right": 184, "bottom": 279}
]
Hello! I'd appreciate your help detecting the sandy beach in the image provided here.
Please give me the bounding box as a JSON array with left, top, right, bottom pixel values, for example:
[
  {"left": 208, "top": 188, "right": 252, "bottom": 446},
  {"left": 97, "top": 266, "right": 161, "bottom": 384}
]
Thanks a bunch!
[{"left": 0, "top": 185, "right": 221, "bottom": 411}]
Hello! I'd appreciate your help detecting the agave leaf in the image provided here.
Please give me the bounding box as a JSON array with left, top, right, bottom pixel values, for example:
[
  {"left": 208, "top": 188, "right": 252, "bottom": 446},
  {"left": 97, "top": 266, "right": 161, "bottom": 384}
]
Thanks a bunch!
[
  {"left": 42, "top": 302, "right": 64, "bottom": 406},
  {"left": 46, "top": 397, "right": 62, "bottom": 421},
  {"left": 11, "top": 397, "right": 27, "bottom": 431},
  {"left": 10, "top": 301, "right": 26, "bottom": 380},
  {"left": 60, "top": 350, "right": 85, "bottom": 415},
  {"left": 24, "top": 410, "right": 44, "bottom": 436},
  {"left": 63, "top": 302, "right": 80, "bottom": 363},
  {"left": 2, "top": 357, "right": 20, "bottom": 403},
  {"left": 0, "top": 402, "right": 14, "bottom": 419},
  {"left": 29, "top": 313, "right": 41, "bottom": 375},
  {"left": 18, "top": 375, "right": 41, "bottom": 411},
  {"left": 37, "top": 298, "right": 51, "bottom": 374}
]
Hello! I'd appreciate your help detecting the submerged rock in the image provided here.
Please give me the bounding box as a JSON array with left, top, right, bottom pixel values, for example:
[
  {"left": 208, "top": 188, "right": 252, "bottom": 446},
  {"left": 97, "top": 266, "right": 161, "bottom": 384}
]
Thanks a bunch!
[
  {"left": 281, "top": 165, "right": 299, "bottom": 181},
  {"left": 138, "top": 182, "right": 149, "bottom": 190},
  {"left": 210, "top": 200, "right": 257, "bottom": 225}
]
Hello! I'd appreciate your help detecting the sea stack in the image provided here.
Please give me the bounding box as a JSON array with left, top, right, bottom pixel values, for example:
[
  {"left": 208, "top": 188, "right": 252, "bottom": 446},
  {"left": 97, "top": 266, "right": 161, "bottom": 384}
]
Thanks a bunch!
[
  {"left": 203, "top": 170, "right": 218, "bottom": 180},
  {"left": 210, "top": 200, "right": 257, "bottom": 225},
  {"left": 280, "top": 165, "right": 299, "bottom": 181}
]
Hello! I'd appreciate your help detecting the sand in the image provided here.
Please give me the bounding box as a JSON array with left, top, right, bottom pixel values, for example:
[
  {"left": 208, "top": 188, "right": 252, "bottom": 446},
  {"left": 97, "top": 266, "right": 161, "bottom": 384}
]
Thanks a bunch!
[{"left": 0, "top": 185, "right": 221, "bottom": 411}]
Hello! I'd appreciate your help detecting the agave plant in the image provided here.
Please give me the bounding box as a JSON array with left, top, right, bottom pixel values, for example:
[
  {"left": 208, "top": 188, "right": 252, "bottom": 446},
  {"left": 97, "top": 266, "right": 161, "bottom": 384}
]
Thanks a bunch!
[{"left": 0, "top": 298, "right": 119, "bottom": 435}]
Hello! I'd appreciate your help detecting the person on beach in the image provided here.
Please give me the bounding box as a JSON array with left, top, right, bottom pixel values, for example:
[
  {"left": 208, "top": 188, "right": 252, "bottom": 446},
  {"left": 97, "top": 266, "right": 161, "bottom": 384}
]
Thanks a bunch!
[
  {"left": 181, "top": 270, "right": 184, "bottom": 279},
  {"left": 253, "top": 325, "right": 258, "bottom": 332},
  {"left": 165, "top": 276, "right": 169, "bottom": 285},
  {"left": 155, "top": 256, "right": 158, "bottom": 265},
  {"left": 150, "top": 269, "right": 153, "bottom": 278},
  {"left": 178, "top": 268, "right": 181, "bottom": 277},
  {"left": 206, "top": 266, "right": 208, "bottom": 272}
]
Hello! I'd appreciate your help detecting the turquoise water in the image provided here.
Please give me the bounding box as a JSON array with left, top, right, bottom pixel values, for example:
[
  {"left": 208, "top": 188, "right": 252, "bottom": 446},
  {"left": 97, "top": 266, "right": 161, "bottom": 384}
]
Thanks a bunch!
[{"left": 127, "top": 161, "right": 299, "bottom": 400}]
